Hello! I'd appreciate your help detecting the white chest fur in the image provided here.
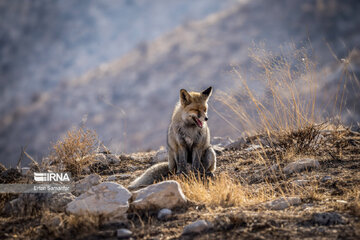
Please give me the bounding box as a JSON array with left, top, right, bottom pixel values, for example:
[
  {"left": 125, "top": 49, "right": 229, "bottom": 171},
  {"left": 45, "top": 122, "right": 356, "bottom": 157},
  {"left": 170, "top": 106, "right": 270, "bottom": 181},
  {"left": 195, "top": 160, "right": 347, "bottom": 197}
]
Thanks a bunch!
[{"left": 184, "top": 136, "right": 193, "bottom": 146}]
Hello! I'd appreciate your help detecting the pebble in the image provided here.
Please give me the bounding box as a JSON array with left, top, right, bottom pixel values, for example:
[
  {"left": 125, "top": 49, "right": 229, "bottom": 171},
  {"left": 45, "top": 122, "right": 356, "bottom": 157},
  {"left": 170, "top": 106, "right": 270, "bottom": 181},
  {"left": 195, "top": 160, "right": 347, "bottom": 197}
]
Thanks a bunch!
[
  {"left": 182, "top": 220, "right": 210, "bottom": 235},
  {"left": 117, "top": 228, "right": 132, "bottom": 238},
  {"left": 157, "top": 208, "right": 172, "bottom": 220}
]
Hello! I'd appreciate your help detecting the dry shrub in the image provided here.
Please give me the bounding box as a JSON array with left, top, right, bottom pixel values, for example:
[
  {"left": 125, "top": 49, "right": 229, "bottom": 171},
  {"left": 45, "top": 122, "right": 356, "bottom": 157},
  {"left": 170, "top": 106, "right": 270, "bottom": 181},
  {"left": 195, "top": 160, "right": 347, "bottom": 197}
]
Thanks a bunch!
[{"left": 49, "top": 128, "right": 99, "bottom": 176}]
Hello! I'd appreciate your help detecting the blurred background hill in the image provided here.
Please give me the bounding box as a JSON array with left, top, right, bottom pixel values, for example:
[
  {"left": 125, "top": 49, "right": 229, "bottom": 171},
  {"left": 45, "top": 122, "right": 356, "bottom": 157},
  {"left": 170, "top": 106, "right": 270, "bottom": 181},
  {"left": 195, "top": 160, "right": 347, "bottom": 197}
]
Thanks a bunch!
[{"left": 0, "top": 0, "right": 359, "bottom": 167}]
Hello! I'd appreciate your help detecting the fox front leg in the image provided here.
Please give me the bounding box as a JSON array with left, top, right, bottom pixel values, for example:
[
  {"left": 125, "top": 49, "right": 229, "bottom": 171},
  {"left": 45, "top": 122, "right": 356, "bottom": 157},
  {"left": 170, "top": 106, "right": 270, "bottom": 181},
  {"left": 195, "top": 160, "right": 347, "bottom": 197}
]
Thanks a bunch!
[
  {"left": 191, "top": 148, "right": 202, "bottom": 173},
  {"left": 176, "top": 146, "right": 188, "bottom": 174},
  {"left": 168, "top": 149, "right": 177, "bottom": 173}
]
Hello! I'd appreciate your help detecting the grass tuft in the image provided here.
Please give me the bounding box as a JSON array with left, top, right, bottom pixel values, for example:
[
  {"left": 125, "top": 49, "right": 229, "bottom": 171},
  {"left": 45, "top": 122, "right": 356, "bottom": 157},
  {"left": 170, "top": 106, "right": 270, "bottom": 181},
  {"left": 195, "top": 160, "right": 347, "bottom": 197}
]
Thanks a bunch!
[
  {"left": 174, "top": 172, "right": 276, "bottom": 208},
  {"left": 48, "top": 127, "right": 99, "bottom": 176}
]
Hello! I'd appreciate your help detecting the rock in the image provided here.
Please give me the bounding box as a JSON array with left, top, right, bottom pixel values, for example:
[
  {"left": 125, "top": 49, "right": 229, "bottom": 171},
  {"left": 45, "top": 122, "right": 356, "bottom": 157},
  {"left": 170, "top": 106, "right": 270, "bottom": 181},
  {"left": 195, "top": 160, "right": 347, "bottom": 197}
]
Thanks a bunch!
[
  {"left": 291, "top": 179, "right": 309, "bottom": 186},
  {"left": 157, "top": 208, "right": 172, "bottom": 220},
  {"left": 106, "top": 175, "right": 117, "bottom": 181},
  {"left": 46, "top": 215, "right": 62, "bottom": 228},
  {"left": 105, "top": 154, "right": 121, "bottom": 164},
  {"left": 118, "top": 174, "right": 132, "bottom": 179},
  {"left": 2, "top": 192, "right": 75, "bottom": 216},
  {"left": 128, "top": 165, "right": 138, "bottom": 171},
  {"left": 283, "top": 158, "right": 320, "bottom": 175},
  {"left": 117, "top": 228, "right": 132, "bottom": 238},
  {"left": 151, "top": 146, "right": 168, "bottom": 163},
  {"left": 93, "top": 153, "right": 107, "bottom": 162},
  {"left": 211, "top": 136, "right": 234, "bottom": 148},
  {"left": 66, "top": 182, "right": 131, "bottom": 221},
  {"left": 131, "top": 180, "right": 187, "bottom": 210},
  {"left": 182, "top": 220, "right": 211, "bottom": 235},
  {"left": 50, "top": 192, "right": 76, "bottom": 212},
  {"left": 82, "top": 166, "right": 91, "bottom": 175},
  {"left": 225, "top": 138, "right": 247, "bottom": 150},
  {"left": 74, "top": 173, "right": 101, "bottom": 195},
  {"left": 312, "top": 212, "right": 346, "bottom": 225},
  {"left": 245, "top": 144, "right": 262, "bottom": 151},
  {"left": 321, "top": 176, "right": 332, "bottom": 182},
  {"left": 264, "top": 197, "right": 301, "bottom": 210}
]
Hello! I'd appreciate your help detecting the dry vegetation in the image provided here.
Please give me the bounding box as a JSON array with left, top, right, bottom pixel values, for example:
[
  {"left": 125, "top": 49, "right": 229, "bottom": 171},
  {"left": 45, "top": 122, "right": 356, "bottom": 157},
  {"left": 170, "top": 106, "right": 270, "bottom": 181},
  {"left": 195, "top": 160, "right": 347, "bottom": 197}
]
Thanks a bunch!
[{"left": 47, "top": 128, "right": 99, "bottom": 176}]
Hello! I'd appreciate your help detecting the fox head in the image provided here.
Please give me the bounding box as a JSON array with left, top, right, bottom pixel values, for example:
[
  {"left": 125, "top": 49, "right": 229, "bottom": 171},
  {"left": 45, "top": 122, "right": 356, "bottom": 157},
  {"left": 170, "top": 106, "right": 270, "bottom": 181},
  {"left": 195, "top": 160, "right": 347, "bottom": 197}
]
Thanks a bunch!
[{"left": 179, "top": 86, "right": 213, "bottom": 128}]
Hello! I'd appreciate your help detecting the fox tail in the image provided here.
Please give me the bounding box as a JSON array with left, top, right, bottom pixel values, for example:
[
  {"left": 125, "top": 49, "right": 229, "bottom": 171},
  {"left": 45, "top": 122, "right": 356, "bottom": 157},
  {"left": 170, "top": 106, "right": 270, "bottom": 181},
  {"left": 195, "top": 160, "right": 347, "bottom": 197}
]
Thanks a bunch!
[{"left": 128, "top": 162, "right": 170, "bottom": 190}]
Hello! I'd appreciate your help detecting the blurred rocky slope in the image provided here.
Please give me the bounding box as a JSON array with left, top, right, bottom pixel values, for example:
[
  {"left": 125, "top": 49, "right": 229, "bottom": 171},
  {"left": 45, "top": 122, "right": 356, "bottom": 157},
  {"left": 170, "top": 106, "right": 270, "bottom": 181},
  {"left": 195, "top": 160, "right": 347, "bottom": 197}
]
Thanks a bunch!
[{"left": 1, "top": 0, "right": 359, "bottom": 167}]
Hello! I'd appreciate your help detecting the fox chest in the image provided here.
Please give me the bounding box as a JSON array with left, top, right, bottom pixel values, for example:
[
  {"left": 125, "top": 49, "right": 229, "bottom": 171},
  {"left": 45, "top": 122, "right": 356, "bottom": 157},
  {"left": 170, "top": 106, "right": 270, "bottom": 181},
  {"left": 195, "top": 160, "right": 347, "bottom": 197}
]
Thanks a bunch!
[
  {"left": 184, "top": 136, "right": 194, "bottom": 146},
  {"left": 178, "top": 129, "right": 203, "bottom": 147}
]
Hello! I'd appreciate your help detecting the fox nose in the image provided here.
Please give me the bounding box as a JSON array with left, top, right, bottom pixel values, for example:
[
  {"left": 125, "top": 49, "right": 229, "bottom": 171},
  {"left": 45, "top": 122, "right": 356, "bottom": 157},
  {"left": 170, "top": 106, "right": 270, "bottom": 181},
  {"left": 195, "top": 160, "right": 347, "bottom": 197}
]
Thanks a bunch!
[{"left": 205, "top": 117, "right": 208, "bottom": 121}]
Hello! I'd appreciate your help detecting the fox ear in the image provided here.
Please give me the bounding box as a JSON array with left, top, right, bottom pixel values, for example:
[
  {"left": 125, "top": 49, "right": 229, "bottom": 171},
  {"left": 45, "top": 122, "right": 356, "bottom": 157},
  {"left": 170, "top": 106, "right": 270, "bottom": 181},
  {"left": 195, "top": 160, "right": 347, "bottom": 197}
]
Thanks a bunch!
[
  {"left": 202, "top": 86, "right": 213, "bottom": 99},
  {"left": 180, "top": 89, "right": 192, "bottom": 106}
]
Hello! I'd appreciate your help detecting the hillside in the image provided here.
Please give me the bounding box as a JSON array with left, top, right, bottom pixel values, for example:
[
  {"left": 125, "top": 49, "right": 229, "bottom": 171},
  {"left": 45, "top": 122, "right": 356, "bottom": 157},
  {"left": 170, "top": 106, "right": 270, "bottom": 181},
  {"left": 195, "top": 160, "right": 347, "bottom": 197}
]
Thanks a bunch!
[
  {"left": 1, "top": 0, "right": 359, "bottom": 167},
  {"left": 0, "top": 124, "right": 359, "bottom": 239}
]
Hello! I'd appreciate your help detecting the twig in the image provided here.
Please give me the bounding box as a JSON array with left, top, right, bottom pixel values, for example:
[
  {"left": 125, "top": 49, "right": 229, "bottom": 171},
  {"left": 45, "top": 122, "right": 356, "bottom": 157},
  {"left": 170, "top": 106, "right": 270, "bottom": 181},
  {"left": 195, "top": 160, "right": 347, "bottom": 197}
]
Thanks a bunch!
[{"left": 16, "top": 145, "right": 27, "bottom": 172}]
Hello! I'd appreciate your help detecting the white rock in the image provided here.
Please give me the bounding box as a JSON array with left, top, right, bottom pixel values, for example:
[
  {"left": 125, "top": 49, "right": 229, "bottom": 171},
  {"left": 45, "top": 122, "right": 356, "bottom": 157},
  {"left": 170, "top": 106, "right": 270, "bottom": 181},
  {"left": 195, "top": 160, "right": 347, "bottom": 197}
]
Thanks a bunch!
[
  {"left": 182, "top": 220, "right": 210, "bottom": 235},
  {"left": 131, "top": 180, "right": 187, "bottom": 210},
  {"left": 151, "top": 146, "right": 168, "bottom": 163},
  {"left": 157, "top": 208, "right": 172, "bottom": 220},
  {"left": 117, "top": 228, "right": 132, "bottom": 238},
  {"left": 283, "top": 158, "right": 320, "bottom": 175},
  {"left": 264, "top": 197, "right": 301, "bottom": 210},
  {"left": 67, "top": 182, "right": 131, "bottom": 221},
  {"left": 74, "top": 173, "right": 101, "bottom": 195}
]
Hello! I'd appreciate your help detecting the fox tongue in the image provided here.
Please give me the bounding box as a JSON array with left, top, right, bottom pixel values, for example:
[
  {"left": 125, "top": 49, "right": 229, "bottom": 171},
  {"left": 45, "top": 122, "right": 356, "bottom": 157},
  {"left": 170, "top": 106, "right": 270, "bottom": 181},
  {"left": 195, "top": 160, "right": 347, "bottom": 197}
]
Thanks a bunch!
[{"left": 195, "top": 118, "right": 203, "bottom": 128}]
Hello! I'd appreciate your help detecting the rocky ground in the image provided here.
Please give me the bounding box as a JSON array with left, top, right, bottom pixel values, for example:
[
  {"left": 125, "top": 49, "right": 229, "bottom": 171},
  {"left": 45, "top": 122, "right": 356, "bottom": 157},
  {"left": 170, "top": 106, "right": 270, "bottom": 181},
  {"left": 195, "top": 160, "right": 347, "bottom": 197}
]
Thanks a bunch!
[{"left": 0, "top": 124, "right": 359, "bottom": 239}]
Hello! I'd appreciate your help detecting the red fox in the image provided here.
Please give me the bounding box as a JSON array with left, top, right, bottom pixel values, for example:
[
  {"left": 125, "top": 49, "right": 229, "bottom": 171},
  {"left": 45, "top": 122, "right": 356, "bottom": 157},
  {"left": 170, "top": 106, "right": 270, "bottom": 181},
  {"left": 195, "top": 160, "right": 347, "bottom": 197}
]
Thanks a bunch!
[{"left": 128, "top": 87, "right": 216, "bottom": 190}]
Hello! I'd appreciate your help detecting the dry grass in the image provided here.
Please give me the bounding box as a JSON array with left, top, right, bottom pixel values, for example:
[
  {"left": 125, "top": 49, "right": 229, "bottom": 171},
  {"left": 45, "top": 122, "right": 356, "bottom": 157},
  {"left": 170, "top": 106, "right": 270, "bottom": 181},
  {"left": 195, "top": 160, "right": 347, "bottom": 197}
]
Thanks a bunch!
[
  {"left": 175, "top": 172, "right": 257, "bottom": 208},
  {"left": 175, "top": 172, "right": 282, "bottom": 208},
  {"left": 215, "top": 44, "right": 358, "bottom": 142},
  {"left": 216, "top": 44, "right": 319, "bottom": 137},
  {"left": 39, "top": 212, "right": 100, "bottom": 239},
  {"left": 47, "top": 127, "right": 99, "bottom": 176},
  {"left": 174, "top": 171, "right": 324, "bottom": 209}
]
